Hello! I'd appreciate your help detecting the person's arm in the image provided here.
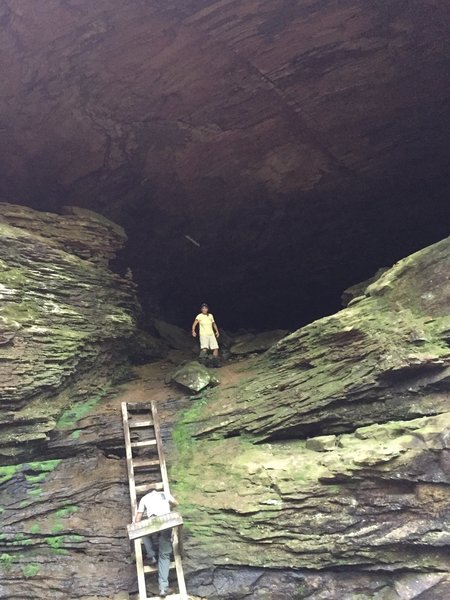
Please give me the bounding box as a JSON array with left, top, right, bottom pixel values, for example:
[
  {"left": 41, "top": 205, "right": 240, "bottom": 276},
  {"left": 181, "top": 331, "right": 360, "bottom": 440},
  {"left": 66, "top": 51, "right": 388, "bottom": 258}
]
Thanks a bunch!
[
  {"left": 135, "top": 497, "right": 146, "bottom": 522},
  {"left": 212, "top": 318, "right": 220, "bottom": 338},
  {"left": 168, "top": 493, "right": 178, "bottom": 508},
  {"left": 191, "top": 319, "right": 199, "bottom": 337},
  {"left": 135, "top": 510, "right": 144, "bottom": 523}
]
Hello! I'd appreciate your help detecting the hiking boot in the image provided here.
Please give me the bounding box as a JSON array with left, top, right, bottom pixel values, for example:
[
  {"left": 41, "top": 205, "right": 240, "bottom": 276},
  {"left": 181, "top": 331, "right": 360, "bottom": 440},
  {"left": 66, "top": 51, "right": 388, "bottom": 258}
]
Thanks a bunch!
[
  {"left": 212, "top": 357, "right": 220, "bottom": 368},
  {"left": 159, "top": 588, "right": 173, "bottom": 597}
]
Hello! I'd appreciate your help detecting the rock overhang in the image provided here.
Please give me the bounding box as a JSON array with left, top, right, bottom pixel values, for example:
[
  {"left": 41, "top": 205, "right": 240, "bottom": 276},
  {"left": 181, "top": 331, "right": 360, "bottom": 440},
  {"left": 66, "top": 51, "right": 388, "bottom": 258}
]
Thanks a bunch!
[{"left": 0, "top": 0, "right": 449, "bottom": 329}]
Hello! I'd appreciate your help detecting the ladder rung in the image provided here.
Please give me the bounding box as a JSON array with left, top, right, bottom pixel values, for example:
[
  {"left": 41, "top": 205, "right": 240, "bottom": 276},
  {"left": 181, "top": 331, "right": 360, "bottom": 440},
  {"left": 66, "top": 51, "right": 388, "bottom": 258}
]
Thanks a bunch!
[
  {"left": 136, "top": 482, "right": 164, "bottom": 493},
  {"left": 130, "top": 419, "right": 154, "bottom": 428},
  {"left": 127, "top": 402, "right": 151, "bottom": 410},
  {"left": 133, "top": 459, "right": 160, "bottom": 469},
  {"left": 147, "top": 594, "right": 181, "bottom": 600},
  {"left": 143, "top": 561, "right": 176, "bottom": 574},
  {"left": 131, "top": 440, "right": 157, "bottom": 448}
]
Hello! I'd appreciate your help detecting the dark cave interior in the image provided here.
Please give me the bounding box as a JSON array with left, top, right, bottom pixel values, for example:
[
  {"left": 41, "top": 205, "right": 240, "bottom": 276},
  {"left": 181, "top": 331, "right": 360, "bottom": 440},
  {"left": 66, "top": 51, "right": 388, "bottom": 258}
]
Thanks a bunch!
[{"left": 116, "top": 174, "right": 449, "bottom": 332}]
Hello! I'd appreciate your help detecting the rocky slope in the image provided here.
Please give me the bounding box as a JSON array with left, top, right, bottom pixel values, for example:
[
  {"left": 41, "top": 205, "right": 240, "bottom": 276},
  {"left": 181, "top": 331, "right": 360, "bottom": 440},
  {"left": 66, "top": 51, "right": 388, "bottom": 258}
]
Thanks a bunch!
[{"left": 173, "top": 236, "right": 450, "bottom": 598}]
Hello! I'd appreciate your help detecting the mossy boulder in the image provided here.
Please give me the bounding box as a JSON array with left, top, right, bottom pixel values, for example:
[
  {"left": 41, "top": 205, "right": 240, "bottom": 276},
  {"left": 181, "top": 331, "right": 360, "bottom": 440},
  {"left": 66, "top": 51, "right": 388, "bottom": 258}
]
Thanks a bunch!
[{"left": 171, "top": 361, "right": 219, "bottom": 393}]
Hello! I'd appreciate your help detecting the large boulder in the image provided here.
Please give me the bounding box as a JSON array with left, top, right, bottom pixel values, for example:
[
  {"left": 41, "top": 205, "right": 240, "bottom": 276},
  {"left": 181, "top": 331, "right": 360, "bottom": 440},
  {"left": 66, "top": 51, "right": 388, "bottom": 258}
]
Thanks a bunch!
[
  {"left": 153, "top": 319, "right": 193, "bottom": 351},
  {"left": 171, "top": 361, "right": 219, "bottom": 394},
  {"left": 127, "top": 329, "right": 169, "bottom": 364},
  {"left": 230, "top": 329, "right": 289, "bottom": 355}
]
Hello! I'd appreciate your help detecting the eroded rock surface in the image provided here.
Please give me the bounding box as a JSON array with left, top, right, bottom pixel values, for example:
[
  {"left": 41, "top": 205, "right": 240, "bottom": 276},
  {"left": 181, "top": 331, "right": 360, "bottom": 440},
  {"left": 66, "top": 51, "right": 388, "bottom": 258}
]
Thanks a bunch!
[
  {"left": 230, "top": 329, "right": 289, "bottom": 355},
  {"left": 0, "top": 202, "right": 139, "bottom": 461},
  {"left": 172, "top": 237, "right": 450, "bottom": 598},
  {"left": 1, "top": 208, "right": 449, "bottom": 600}
]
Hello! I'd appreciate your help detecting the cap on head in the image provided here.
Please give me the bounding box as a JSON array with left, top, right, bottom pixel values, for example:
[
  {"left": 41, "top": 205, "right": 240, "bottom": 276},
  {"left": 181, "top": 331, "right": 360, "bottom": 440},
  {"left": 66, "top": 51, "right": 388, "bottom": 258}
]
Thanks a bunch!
[{"left": 201, "top": 303, "right": 209, "bottom": 309}]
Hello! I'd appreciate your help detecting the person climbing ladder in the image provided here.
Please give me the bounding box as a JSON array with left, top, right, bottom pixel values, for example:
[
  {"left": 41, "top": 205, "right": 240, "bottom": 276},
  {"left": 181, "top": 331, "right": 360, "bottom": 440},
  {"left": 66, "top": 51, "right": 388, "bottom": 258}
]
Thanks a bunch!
[
  {"left": 135, "top": 489, "right": 178, "bottom": 597},
  {"left": 191, "top": 303, "right": 220, "bottom": 367}
]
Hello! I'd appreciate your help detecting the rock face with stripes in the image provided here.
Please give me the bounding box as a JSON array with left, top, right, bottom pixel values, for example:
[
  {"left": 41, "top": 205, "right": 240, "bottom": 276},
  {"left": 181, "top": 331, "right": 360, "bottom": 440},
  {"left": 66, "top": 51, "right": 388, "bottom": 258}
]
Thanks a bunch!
[
  {"left": 172, "top": 237, "right": 450, "bottom": 599},
  {"left": 0, "top": 203, "right": 139, "bottom": 461}
]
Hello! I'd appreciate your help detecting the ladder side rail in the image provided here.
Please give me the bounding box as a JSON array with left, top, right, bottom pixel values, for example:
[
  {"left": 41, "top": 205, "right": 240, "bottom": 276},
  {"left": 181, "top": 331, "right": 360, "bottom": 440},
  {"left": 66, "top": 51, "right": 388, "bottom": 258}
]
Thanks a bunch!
[
  {"left": 150, "top": 401, "right": 171, "bottom": 495},
  {"left": 151, "top": 401, "right": 188, "bottom": 599},
  {"left": 121, "top": 402, "right": 138, "bottom": 516},
  {"left": 172, "top": 527, "right": 188, "bottom": 599},
  {"left": 134, "top": 538, "right": 148, "bottom": 600},
  {"left": 123, "top": 403, "right": 148, "bottom": 599}
]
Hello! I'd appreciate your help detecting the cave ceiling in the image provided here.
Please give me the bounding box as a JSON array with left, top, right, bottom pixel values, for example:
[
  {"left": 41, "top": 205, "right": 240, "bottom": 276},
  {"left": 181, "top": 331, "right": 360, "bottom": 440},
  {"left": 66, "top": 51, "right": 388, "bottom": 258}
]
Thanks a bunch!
[{"left": 1, "top": 0, "right": 449, "bottom": 328}]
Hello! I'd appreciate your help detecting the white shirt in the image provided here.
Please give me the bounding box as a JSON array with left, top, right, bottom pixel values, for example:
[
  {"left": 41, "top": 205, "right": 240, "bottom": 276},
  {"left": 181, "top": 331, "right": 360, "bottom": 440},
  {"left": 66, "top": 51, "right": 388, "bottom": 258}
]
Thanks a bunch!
[{"left": 138, "top": 491, "right": 174, "bottom": 517}]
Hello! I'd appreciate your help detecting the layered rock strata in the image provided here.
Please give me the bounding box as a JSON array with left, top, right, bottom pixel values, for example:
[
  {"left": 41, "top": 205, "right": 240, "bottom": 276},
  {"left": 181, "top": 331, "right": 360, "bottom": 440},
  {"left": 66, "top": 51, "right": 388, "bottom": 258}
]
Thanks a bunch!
[
  {"left": 0, "top": 203, "right": 139, "bottom": 461},
  {"left": 173, "top": 237, "right": 450, "bottom": 599}
]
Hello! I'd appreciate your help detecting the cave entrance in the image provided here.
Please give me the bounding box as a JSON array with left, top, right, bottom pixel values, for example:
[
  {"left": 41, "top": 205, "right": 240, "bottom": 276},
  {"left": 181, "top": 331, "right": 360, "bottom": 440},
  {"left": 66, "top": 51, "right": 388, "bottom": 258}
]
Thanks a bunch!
[{"left": 116, "top": 176, "right": 450, "bottom": 333}]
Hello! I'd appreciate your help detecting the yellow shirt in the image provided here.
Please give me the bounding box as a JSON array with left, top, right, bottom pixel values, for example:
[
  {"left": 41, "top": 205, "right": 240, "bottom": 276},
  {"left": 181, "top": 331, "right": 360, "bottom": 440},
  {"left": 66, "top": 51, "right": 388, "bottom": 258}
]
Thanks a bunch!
[{"left": 196, "top": 313, "right": 215, "bottom": 337}]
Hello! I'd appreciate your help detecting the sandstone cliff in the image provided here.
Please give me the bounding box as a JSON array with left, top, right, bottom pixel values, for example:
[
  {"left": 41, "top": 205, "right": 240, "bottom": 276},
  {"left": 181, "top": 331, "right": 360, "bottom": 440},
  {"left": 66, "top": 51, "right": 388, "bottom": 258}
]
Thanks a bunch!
[
  {"left": 1, "top": 207, "right": 449, "bottom": 599},
  {"left": 173, "top": 237, "right": 450, "bottom": 598},
  {"left": 0, "top": 203, "right": 139, "bottom": 463}
]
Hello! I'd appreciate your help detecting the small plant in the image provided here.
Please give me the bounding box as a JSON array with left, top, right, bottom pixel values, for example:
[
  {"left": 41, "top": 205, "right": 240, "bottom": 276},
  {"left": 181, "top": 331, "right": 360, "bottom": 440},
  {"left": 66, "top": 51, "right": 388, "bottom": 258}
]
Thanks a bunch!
[
  {"left": 0, "top": 553, "right": 13, "bottom": 570},
  {"left": 25, "top": 473, "right": 47, "bottom": 484},
  {"left": 55, "top": 505, "right": 78, "bottom": 519},
  {"left": 21, "top": 563, "right": 40, "bottom": 578},
  {"left": 27, "top": 460, "right": 61, "bottom": 473},
  {"left": 46, "top": 536, "right": 64, "bottom": 550},
  {"left": 0, "top": 465, "right": 18, "bottom": 485}
]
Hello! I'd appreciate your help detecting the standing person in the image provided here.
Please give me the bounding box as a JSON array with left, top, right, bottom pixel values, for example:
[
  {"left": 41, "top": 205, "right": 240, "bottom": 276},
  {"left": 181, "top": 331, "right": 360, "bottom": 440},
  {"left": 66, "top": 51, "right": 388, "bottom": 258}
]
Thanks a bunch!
[
  {"left": 135, "top": 490, "right": 178, "bottom": 597},
  {"left": 191, "top": 303, "right": 220, "bottom": 367}
]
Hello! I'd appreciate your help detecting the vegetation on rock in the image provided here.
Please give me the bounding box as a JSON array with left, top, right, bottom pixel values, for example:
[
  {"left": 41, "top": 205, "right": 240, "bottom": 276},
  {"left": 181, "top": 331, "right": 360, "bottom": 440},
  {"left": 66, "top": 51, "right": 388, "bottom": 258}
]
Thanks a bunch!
[
  {"left": 0, "top": 203, "right": 139, "bottom": 461},
  {"left": 172, "top": 237, "right": 450, "bottom": 598}
]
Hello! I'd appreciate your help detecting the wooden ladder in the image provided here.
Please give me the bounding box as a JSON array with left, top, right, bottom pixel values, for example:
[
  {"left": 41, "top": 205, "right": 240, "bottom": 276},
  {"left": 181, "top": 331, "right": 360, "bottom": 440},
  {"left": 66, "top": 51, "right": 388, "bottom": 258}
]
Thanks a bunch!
[{"left": 122, "top": 401, "right": 187, "bottom": 600}]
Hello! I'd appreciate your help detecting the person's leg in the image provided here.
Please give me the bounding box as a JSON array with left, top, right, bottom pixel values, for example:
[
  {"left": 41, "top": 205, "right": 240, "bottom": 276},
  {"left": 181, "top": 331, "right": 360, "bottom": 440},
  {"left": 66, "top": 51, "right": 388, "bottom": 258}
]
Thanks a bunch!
[
  {"left": 199, "top": 335, "right": 209, "bottom": 364},
  {"left": 210, "top": 336, "right": 220, "bottom": 366},
  {"left": 142, "top": 536, "right": 156, "bottom": 562},
  {"left": 158, "top": 529, "right": 173, "bottom": 593}
]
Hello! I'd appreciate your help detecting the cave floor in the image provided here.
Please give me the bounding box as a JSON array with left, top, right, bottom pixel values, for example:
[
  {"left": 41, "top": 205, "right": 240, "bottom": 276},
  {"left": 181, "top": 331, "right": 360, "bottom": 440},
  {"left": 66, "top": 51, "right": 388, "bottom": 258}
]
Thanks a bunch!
[{"left": 114, "top": 353, "right": 256, "bottom": 432}]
